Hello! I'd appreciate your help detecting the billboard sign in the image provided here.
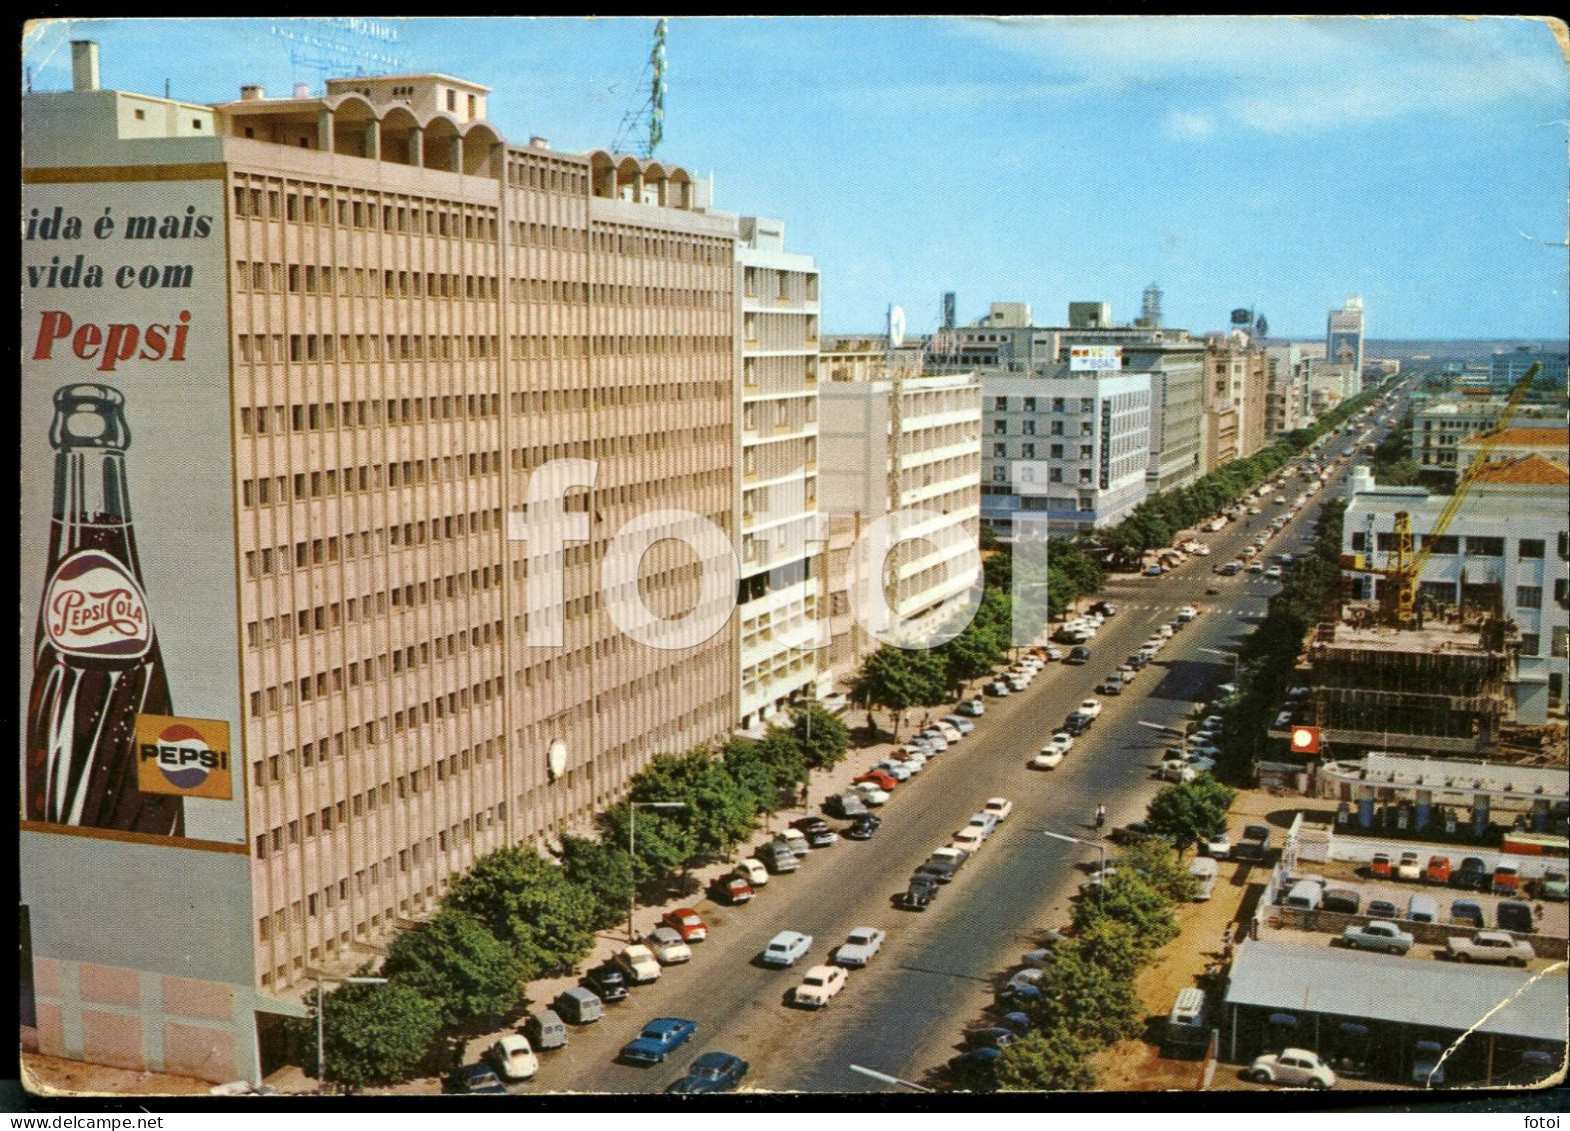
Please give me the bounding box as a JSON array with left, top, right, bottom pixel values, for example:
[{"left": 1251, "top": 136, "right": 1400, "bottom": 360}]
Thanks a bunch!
[
  {"left": 21, "top": 174, "right": 244, "bottom": 846},
  {"left": 1070, "top": 345, "right": 1121, "bottom": 372}
]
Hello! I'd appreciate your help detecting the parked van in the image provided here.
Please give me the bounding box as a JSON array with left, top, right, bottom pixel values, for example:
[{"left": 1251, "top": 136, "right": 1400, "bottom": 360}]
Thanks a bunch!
[
  {"left": 1497, "top": 900, "right": 1534, "bottom": 933},
  {"left": 1406, "top": 894, "right": 1439, "bottom": 924},
  {"left": 1165, "top": 988, "right": 1209, "bottom": 1054},
  {"left": 552, "top": 986, "right": 603, "bottom": 1025},
  {"left": 761, "top": 840, "right": 800, "bottom": 874},
  {"left": 523, "top": 1008, "right": 568, "bottom": 1050},
  {"left": 1284, "top": 880, "right": 1323, "bottom": 911},
  {"left": 1187, "top": 857, "right": 1219, "bottom": 901}
]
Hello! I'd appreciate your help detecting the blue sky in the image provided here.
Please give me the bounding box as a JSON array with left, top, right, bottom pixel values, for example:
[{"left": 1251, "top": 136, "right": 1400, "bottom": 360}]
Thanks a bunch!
[{"left": 24, "top": 16, "right": 1570, "bottom": 340}]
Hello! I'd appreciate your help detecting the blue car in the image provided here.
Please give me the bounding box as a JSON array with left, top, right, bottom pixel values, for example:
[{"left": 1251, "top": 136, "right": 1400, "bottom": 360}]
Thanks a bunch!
[
  {"left": 461, "top": 1064, "right": 509, "bottom": 1094},
  {"left": 620, "top": 1017, "right": 698, "bottom": 1066},
  {"left": 666, "top": 1051, "right": 750, "bottom": 1094}
]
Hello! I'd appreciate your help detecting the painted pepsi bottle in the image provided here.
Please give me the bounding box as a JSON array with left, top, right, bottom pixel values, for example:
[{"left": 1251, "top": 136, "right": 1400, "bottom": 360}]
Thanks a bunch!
[{"left": 26, "top": 384, "right": 183, "bottom": 835}]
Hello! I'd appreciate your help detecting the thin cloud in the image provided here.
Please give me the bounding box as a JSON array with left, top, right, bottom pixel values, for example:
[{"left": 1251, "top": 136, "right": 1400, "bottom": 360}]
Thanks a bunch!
[{"left": 1164, "top": 111, "right": 1216, "bottom": 139}]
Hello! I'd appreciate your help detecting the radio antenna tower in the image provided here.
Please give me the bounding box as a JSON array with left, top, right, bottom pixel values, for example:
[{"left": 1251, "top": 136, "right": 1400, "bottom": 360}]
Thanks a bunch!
[{"left": 611, "top": 19, "right": 668, "bottom": 157}]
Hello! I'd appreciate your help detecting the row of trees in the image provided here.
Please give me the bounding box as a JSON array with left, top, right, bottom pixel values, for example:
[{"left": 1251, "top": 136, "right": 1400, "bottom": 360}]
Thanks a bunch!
[
  {"left": 1098, "top": 387, "right": 1382, "bottom": 566},
  {"left": 968, "top": 775, "right": 1237, "bottom": 1091},
  {"left": 849, "top": 540, "right": 1107, "bottom": 738},
  {"left": 297, "top": 702, "right": 850, "bottom": 1091}
]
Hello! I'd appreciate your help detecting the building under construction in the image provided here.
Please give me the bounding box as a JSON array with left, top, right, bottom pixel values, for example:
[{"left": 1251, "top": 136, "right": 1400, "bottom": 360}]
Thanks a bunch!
[{"left": 1292, "top": 614, "right": 1519, "bottom": 759}]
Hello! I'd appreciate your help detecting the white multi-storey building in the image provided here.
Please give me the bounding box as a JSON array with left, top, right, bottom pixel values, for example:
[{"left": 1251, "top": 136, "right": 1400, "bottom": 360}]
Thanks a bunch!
[
  {"left": 980, "top": 367, "right": 1151, "bottom": 536},
  {"left": 734, "top": 217, "right": 823, "bottom": 728},
  {"left": 1343, "top": 458, "right": 1570, "bottom": 722}
]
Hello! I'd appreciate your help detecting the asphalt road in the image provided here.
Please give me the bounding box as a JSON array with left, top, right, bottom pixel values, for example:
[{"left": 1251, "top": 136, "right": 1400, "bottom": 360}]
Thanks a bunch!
[{"left": 529, "top": 448, "right": 1369, "bottom": 1095}]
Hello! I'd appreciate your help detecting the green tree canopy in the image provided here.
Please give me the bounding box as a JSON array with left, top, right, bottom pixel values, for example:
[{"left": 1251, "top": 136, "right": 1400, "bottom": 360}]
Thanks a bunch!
[
  {"left": 1072, "top": 870, "right": 1179, "bottom": 949},
  {"left": 789, "top": 703, "right": 850, "bottom": 772},
  {"left": 994, "top": 1030, "right": 1102, "bottom": 1092},
  {"left": 298, "top": 978, "right": 442, "bottom": 1093},
  {"left": 555, "top": 834, "right": 634, "bottom": 932},
  {"left": 382, "top": 908, "right": 524, "bottom": 1030},
  {"left": 1145, "top": 774, "right": 1238, "bottom": 857},
  {"left": 444, "top": 846, "right": 599, "bottom": 979},
  {"left": 1025, "top": 948, "right": 1144, "bottom": 1047},
  {"left": 852, "top": 644, "right": 948, "bottom": 738},
  {"left": 1116, "top": 837, "right": 1201, "bottom": 905}
]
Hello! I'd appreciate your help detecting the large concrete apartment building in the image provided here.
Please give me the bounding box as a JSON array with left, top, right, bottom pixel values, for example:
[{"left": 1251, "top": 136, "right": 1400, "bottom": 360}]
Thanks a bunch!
[{"left": 21, "top": 47, "right": 761, "bottom": 1081}]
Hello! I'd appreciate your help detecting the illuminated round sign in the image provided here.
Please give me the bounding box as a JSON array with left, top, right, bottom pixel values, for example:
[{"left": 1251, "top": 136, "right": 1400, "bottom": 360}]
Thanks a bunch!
[
  {"left": 888, "top": 305, "right": 906, "bottom": 349},
  {"left": 1290, "top": 726, "right": 1322, "bottom": 754}
]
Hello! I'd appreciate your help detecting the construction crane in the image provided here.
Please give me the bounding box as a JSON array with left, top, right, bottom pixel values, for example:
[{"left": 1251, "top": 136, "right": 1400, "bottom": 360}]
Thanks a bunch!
[{"left": 1379, "top": 362, "right": 1541, "bottom": 627}]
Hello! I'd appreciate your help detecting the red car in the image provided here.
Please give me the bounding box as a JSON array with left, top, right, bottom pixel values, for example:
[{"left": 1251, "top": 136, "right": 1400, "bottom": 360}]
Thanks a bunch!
[
  {"left": 854, "top": 770, "right": 899, "bottom": 792},
  {"left": 1369, "top": 853, "right": 1393, "bottom": 880},
  {"left": 1492, "top": 865, "right": 1521, "bottom": 896},
  {"left": 661, "top": 908, "right": 709, "bottom": 942},
  {"left": 708, "top": 875, "right": 753, "bottom": 905},
  {"left": 1425, "top": 856, "right": 1451, "bottom": 885}
]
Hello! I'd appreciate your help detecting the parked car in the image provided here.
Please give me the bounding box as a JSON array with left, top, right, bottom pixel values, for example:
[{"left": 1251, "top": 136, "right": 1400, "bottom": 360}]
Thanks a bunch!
[
  {"left": 957, "top": 698, "right": 985, "bottom": 717},
  {"left": 1368, "top": 853, "right": 1393, "bottom": 880},
  {"left": 1066, "top": 646, "right": 1092, "bottom": 665},
  {"left": 1492, "top": 864, "right": 1522, "bottom": 896},
  {"left": 666, "top": 1051, "right": 749, "bottom": 1094},
  {"left": 1446, "top": 930, "right": 1534, "bottom": 966},
  {"left": 845, "top": 813, "right": 883, "bottom": 840},
  {"left": 1160, "top": 759, "right": 1197, "bottom": 783},
  {"left": 616, "top": 944, "right": 662, "bottom": 984},
  {"left": 1340, "top": 921, "right": 1413, "bottom": 955},
  {"left": 966, "top": 811, "right": 1001, "bottom": 839},
  {"left": 1322, "top": 888, "right": 1362, "bottom": 915},
  {"left": 987, "top": 680, "right": 1011, "bottom": 697},
  {"left": 942, "top": 715, "right": 977, "bottom": 736},
  {"left": 461, "top": 1064, "right": 509, "bottom": 1094},
  {"left": 853, "top": 781, "right": 890, "bottom": 807},
  {"left": 918, "top": 847, "right": 968, "bottom": 883},
  {"left": 1536, "top": 870, "right": 1568, "bottom": 902},
  {"left": 823, "top": 792, "right": 869, "bottom": 820},
  {"left": 1110, "top": 820, "right": 1160, "bottom": 846},
  {"left": 661, "top": 908, "right": 708, "bottom": 942},
  {"left": 964, "top": 1027, "right": 1016, "bottom": 1051},
  {"left": 523, "top": 1009, "right": 568, "bottom": 1051},
  {"left": 644, "top": 927, "right": 692, "bottom": 966},
  {"left": 580, "top": 962, "right": 629, "bottom": 1004},
  {"left": 1452, "top": 856, "right": 1489, "bottom": 891},
  {"left": 488, "top": 1034, "right": 539, "bottom": 1081},
  {"left": 734, "top": 858, "right": 769, "bottom": 887},
  {"left": 901, "top": 873, "right": 938, "bottom": 910},
  {"left": 1496, "top": 901, "right": 1535, "bottom": 933},
  {"left": 1249, "top": 1049, "right": 1336, "bottom": 1090},
  {"left": 775, "top": 828, "right": 811, "bottom": 857},
  {"left": 983, "top": 797, "right": 1014, "bottom": 823},
  {"left": 835, "top": 926, "right": 886, "bottom": 968},
  {"left": 791, "top": 817, "right": 840, "bottom": 847},
  {"left": 1062, "top": 714, "right": 1092, "bottom": 737},
  {"left": 793, "top": 964, "right": 847, "bottom": 1009},
  {"left": 1204, "top": 831, "right": 1231, "bottom": 859},
  {"left": 759, "top": 840, "right": 799, "bottom": 874},
  {"left": 951, "top": 827, "right": 987, "bottom": 854},
  {"left": 1425, "top": 856, "right": 1452, "bottom": 885},
  {"left": 619, "top": 1017, "right": 697, "bottom": 1066},
  {"left": 1449, "top": 899, "right": 1484, "bottom": 928},
  {"left": 1396, "top": 852, "right": 1422, "bottom": 882},
  {"left": 854, "top": 770, "right": 898, "bottom": 792},
  {"left": 761, "top": 930, "right": 813, "bottom": 967}
]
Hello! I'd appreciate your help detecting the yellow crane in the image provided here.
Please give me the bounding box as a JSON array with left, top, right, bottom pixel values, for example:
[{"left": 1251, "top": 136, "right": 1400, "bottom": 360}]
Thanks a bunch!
[{"left": 1381, "top": 362, "right": 1541, "bottom": 627}]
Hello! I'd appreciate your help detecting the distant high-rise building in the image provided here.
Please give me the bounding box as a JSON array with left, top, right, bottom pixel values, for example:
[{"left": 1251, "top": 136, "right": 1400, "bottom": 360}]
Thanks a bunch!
[
  {"left": 1068, "top": 301, "right": 1114, "bottom": 330},
  {"left": 1490, "top": 345, "right": 1568, "bottom": 391},
  {"left": 1140, "top": 283, "right": 1163, "bottom": 330},
  {"left": 942, "top": 291, "right": 957, "bottom": 331},
  {"left": 1327, "top": 295, "right": 1365, "bottom": 379}
]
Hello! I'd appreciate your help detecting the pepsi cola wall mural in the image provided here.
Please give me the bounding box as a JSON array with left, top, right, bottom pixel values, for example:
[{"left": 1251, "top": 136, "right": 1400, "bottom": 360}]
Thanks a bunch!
[{"left": 21, "top": 175, "right": 245, "bottom": 846}]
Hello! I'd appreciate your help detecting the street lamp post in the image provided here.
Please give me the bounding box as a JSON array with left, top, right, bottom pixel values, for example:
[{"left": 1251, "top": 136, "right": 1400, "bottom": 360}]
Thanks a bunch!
[
  {"left": 1043, "top": 829, "right": 1107, "bottom": 910},
  {"left": 627, "top": 801, "right": 688, "bottom": 942},
  {"left": 848, "top": 1062, "right": 935, "bottom": 1093},
  {"left": 312, "top": 973, "right": 388, "bottom": 1093}
]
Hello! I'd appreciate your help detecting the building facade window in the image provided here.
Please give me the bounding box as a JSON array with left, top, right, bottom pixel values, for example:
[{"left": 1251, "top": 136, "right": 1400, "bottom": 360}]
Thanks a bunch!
[{"left": 1516, "top": 586, "right": 1542, "bottom": 610}]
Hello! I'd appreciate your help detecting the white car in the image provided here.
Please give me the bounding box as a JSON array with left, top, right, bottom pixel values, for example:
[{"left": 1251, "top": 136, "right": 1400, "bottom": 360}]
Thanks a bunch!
[
  {"left": 930, "top": 721, "right": 963, "bottom": 742},
  {"left": 1048, "top": 732, "right": 1074, "bottom": 754},
  {"left": 1249, "top": 1049, "right": 1336, "bottom": 1090},
  {"left": 1006, "top": 674, "right": 1031, "bottom": 693},
  {"left": 762, "top": 930, "right": 814, "bottom": 967},
  {"left": 1205, "top": 831, "right": 1231, "bottom": 859},
  {"left": 871, "top": 761, "right": 912, "bottom": 782},
  {"left": 835, "top": 926, "right": 886, "bottom": 968},
  {"left": 735, "top": 858, "right": 769, "bottom": 887},
  {"left": 987, "top": 681, "right": 1011, "bottom": 697},
  {"left": 1030, "top": 746, "right": 1065, "bottom": 770},
  {"left": 644, "top": 927, "right": 692, "bottom": 965},
  {"left": 1077, "top": 698, "right": 1103, "bottom": 719},
  {"left": 951, "top": 828, "right": 987, "bottom": 854},
  {"left": 489, "top": 1034, "right": 540, "bottom": 1081},
  {"left": 1177, "top": 605, "right": 1199, "bottom": 621},
  {"left": 917, "top": 733, "right": 949, "bottom": 752},
  {"left": 983, "top": 797, "right": 1014, "bottom": 823},
  {"left": 616, "top": 944, "right": 662, "bottom": 984},
  {"left": 958, "top": 698, "right": 985, "bottom": 717},
  {"left": 941, "top": 715, "right": 976, "bottom": 735},
  {"left": 853, "top": 781, "right": 890, "bottom": 806},
  {"left": 1160, "top": 760, "right": 1197, "bottom": 783},
  {"left": 793, "top": 964, "right": 847, "bottom": 1008}
]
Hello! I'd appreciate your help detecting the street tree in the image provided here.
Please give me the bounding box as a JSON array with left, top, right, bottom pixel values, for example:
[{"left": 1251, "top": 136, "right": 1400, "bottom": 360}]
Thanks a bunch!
[
  {"left": 994, "top": 1031, "right": 1102, "bottom": 1092},
  {"left": 444, "top": 846, "right": 599, "bottom": 979},
  {"left": 789, "top": 703, "right": 850, "bottom": 772},
  {"left": 1072, "top": 871, "right": 1179, "bottom": 949},
  {"left": 1070, "top": 917, "right": 1158, "bottom": 981},
  {"left": 1116, "top": 837, "right": 1200, "bottom": 904},
  {"left": 1145, "top": 775, "right": 1237, "bottom": 857},
  {"left": 723, "top": 732, "right": 802, "bottom": 816},
  {"left": 555, "top": 834, "right": 634, "bottom": 932},
  {"left": 382, "top": 908, "right": 524, "bottom": 1030},
  {"left": 298, "top": 978, "right": 442, "bottom": 1093},
  {"left": 1026, "top": 948, "right": 1143, "bottom": 1047},
  {"left": 852, "top": 644, "right": 947, "bottom": 739}
]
